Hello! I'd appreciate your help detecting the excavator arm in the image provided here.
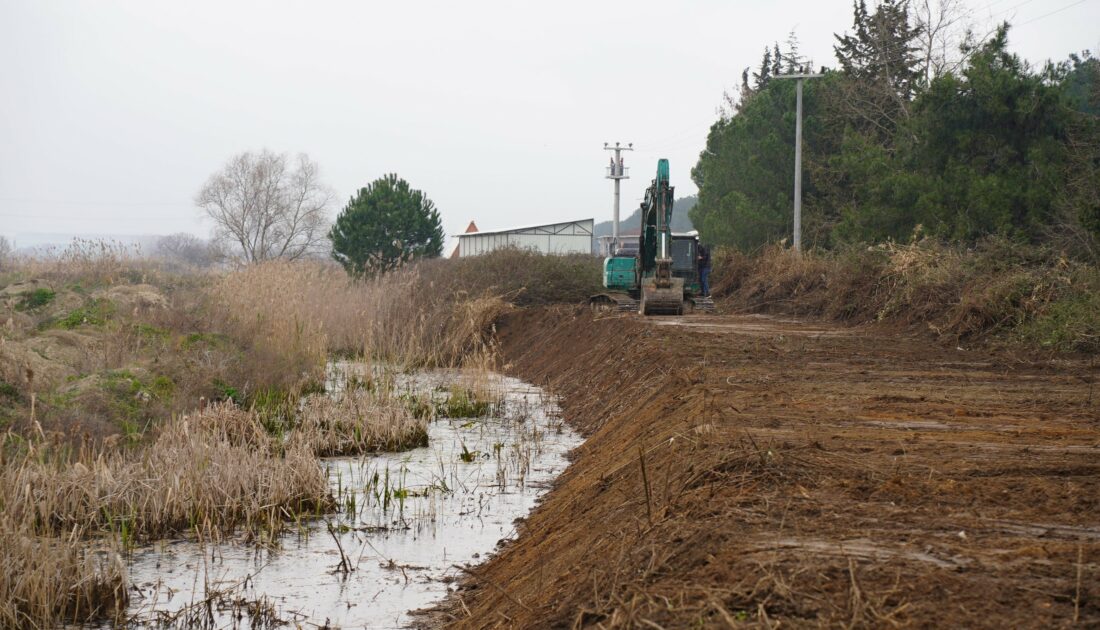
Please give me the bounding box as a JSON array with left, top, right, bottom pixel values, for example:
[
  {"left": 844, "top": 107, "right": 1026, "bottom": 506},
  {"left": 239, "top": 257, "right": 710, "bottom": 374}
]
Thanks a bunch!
[{"left": 638, "top": 159, "right": 684, "bottom": 315}]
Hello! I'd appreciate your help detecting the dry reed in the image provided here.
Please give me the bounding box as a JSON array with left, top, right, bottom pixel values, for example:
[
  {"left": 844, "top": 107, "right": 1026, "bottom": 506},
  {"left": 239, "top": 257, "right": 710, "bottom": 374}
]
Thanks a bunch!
[
  {"left": 0, "top": 517, "right": 127, "bottom": 629},
  {"left": 0, "top": 404, "right": 331, "bottom": 545},
  {"left": 207, "top": 259, "right": 512, "bottom": 368},
  {"left": 294, "top": 387, "right": 429, "bottom": 456}
]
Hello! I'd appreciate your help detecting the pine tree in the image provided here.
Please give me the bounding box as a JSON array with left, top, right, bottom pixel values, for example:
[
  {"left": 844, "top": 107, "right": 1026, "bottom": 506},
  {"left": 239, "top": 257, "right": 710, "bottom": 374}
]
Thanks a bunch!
[
  {"left": 834, "top": 0, "right": 923, "bottom": 99},
  {"left": 753, "top": 46, "right": 773, "bottom": 89},
  {"left": 784, "top": 31, "right": 805, "bottom": 73},
  {"left": 329, "top": 174, "right": 444, "bottom": 276}
]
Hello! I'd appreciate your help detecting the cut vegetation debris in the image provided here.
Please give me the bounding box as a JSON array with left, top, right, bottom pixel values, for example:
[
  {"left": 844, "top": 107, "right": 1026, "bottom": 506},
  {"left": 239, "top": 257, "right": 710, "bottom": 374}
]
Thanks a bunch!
[{"left": 710, "top": 238, "right": 1100, "bottom": 352}]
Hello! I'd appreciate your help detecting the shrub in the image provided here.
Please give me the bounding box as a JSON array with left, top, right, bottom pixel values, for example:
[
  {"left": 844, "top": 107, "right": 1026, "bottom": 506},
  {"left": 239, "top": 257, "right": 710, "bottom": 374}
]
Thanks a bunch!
[
  {"left": 711, "top": 237, "right": 1100, "bottom": 351},
  {"left": 420, "top": 248, "right": 603, "bottom": 307},
  {"left": 15, "top": 288, "right": 56, "bottom": 311}
]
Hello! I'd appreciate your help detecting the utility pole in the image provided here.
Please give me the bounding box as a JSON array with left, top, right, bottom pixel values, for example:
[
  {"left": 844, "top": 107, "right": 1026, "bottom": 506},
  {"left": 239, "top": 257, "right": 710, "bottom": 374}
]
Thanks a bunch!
[
  {"left": 603, "top": 142, "right": 632, "bottom": 254},
  {"left": 774, "top": 73, "right": 822, "bottom": 253}
]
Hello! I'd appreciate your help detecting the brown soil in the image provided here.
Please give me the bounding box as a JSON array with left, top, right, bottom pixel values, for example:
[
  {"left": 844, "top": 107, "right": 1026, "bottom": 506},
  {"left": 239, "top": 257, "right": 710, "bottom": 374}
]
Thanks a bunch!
[{"left": 432, "top": 307, "right": 1099, "bottom": 629}]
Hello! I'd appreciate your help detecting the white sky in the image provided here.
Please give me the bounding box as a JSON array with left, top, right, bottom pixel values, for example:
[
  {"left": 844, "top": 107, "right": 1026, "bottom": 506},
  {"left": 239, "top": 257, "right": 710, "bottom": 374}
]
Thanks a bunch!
[{"left": 2, "top": 0, "right": 1098, "bottom": 247}]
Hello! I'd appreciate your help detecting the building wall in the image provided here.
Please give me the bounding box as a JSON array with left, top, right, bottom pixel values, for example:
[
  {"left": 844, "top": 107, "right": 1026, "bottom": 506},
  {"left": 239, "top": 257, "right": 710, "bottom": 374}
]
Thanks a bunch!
[{"left": 458, "top": 220, "right": 593, "bottom": 257}]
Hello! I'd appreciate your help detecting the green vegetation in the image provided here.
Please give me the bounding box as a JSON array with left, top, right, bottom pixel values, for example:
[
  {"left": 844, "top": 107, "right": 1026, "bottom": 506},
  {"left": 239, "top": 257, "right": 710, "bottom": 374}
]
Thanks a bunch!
[
  {"left": 1019, "top": 287, "right": 1100, "bottom": 350},
  {"left": 400, "top": 392, "right": 436, "bottom": 420},
  {"left": 329, "top": 173, "right": 445, "bottom": 276},
  {"left": 213, "top": 379, "right": 243, "bottom": 405},
  {"left": 133, "top": 323, "right": 170, "bottom": 341},
  {"left": 179, "top": 331, "right": 230, "bottom": 350},
  {"left": 54, "top": 298, "right": 114, "bottom": 329},
  {"left": 691, "top": 3, "right": 1100, "bottom": 257},
  {"left": 0, "top": 381, "right": 19, "bottom": 402},
  {"left": 436, "top": 385, "right": 495, "bottom": 418},
  {"left": 15, "top": 288, "right": 56, "bottom": 311}
]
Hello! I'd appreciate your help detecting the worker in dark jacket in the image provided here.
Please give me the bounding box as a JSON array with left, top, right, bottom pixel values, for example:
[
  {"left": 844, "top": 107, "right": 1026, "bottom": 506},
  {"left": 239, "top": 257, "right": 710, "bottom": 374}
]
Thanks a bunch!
[{"left": 697, "top": 243, "right": 711, "bottom": 297}]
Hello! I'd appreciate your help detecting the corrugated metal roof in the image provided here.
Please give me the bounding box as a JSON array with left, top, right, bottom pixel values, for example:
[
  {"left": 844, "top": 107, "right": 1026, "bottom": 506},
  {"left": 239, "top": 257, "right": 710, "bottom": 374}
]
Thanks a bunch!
[{"left": 456, "top": 218, "right": 593, "bottom": 238}]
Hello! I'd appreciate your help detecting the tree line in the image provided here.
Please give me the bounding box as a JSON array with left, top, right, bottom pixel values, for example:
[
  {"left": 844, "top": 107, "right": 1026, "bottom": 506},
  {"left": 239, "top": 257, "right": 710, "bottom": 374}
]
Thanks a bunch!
[
  {"left": 690, "top": 0, "right": 1100, "bottom": 258},
  {"left": 189, "top": 150, "right": 443, "bottom": 274}
]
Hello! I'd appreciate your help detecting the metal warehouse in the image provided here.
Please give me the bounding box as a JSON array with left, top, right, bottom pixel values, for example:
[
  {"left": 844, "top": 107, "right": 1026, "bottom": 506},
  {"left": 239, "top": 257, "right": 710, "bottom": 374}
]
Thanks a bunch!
[{"left": 455, "top": 218, "right": 593, "bottom": 257}]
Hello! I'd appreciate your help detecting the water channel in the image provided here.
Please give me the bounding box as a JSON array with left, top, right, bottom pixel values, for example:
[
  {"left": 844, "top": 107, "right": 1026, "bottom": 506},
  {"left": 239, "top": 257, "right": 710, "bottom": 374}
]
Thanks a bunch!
[{"left": 119, "top": 366, "right": 581, "bottom": 629}]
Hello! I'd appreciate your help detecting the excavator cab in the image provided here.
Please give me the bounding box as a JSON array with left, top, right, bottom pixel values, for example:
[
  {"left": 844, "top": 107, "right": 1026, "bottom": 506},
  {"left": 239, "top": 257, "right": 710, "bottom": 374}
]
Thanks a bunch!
[{"left": 670, "top": 234, "right": 704, "bottom": 297}]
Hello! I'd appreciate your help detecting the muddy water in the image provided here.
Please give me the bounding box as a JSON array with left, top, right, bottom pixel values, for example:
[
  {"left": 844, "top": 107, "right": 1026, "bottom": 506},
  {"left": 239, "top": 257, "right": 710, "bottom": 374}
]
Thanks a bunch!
[{"left": 121, "top": 368, "right": 580, "bottom": 629}]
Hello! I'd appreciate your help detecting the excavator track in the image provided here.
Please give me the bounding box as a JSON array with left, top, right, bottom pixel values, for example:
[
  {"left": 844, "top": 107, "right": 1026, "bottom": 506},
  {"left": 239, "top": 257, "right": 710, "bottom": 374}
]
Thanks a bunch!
[
  {"left": 589, "top": 294, "right": 639, "bottom": 312},
  {"left": 691, "top": 296, "right": 716, "bottom": 312}
]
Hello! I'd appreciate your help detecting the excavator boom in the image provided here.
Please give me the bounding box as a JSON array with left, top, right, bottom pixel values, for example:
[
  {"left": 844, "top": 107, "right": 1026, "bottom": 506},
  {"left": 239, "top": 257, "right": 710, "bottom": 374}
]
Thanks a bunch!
[{"left": 637, "top": 159, "right": 683, "bottom": 315}]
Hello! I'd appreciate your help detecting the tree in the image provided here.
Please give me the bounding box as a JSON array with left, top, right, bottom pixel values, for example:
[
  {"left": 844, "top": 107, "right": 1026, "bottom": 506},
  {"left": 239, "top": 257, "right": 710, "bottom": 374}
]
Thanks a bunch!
[
  {"left": 329, "top": 174, "right": 444, "bottom": 276},
  {"left": 195, "top": 150, "right": 333, "bottom": 263},
  {"left": 913, "top": 0, "right": 975, "bottom": 84},
  {"left": 155, "top": 232, "right": 218, "bottom": 268},
  {"left": 834, "top": 0, "right": 924, "bottom": 137},
  {"left": 691, "top": 78, "right": 825, "bottom": 251},
  {"left": 753, "top": 46, "right": 773, "bottom": 90},
  {"left": 834, "top": 25, "right": 1077, "bottom": 243}
]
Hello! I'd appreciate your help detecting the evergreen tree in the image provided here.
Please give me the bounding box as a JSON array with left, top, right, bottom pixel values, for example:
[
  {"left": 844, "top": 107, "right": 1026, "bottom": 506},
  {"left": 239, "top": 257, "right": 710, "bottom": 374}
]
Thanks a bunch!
[
  {"left": 753, "top": 47, "right": 773, "bottom": 89},
  {"left": 835, "top": 25, "right": 1079, "bottom": 242},
  {"left": 833, "top": 0, "right": 923, "bottom": 142},
  {"left": 834, "top": 0, "right": 922, "bottom": 97},
  {"left": 784, "top": 31, "right": 805, "bottom": 74},
  {"left": 695, "top": 18, "right": 1098, "bottom": 252},
  {"left": 329, "top": 174, "right": 444, "bottom": 276}
]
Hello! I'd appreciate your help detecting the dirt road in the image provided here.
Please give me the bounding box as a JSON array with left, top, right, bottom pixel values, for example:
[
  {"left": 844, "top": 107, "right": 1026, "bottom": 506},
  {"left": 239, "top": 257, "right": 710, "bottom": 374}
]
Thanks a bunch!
[{"left": 437, "top": 308, "right": 1099, "bottom": 628}]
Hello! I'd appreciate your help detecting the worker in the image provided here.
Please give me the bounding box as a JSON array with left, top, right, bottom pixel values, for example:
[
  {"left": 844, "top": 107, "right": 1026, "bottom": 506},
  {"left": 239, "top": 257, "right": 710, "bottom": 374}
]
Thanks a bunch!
[{"left": 697, "top": 242, "right": 711, "bottom": 297}]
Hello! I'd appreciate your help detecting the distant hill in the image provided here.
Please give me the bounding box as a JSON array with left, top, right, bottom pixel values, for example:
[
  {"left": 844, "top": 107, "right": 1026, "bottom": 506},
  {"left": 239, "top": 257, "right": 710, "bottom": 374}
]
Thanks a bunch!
[{"left": 593, "top": 195, "right": 696, "bottom": 237}]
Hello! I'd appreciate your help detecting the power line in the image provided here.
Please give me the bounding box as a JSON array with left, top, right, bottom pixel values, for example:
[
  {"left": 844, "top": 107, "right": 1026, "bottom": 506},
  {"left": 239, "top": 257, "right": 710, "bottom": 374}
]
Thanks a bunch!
[
  {"left": 1017, "top": 0, "right": 1091, "bottom": 25},
  {"left": 987, "top": 0, "right": 1039, "bottom": 18}
]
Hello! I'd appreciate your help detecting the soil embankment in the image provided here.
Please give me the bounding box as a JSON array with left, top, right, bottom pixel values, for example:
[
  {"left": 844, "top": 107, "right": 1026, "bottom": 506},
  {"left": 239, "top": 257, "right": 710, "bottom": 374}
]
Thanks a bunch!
[{"left": 440, "top": 308, "right": 1099, "bottom": 628}]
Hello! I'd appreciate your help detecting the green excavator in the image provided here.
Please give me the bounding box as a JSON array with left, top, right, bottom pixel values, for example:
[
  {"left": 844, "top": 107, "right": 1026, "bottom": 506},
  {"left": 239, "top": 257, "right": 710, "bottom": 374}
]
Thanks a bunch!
[{"left": 590, "top": 159, "right": 714, "bottom": 315}]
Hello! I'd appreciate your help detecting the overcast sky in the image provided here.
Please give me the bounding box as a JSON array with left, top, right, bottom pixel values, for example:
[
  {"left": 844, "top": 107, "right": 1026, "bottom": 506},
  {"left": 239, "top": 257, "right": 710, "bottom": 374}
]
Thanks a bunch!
[{"left": 2, "top": 0, "right": 1098, "bottom": 248}]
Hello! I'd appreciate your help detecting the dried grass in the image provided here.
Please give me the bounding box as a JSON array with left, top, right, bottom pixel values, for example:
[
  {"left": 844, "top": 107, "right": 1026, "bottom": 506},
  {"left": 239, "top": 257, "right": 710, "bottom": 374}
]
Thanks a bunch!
[
  {"left": 6, "top": 239, "right": 172, "bottom": 288},
  {"left": 208, "top": 259, "right": 513, "bottom": 368},
  {"left": 294, "top": 387, "right": 428, "bottom": 456},
  {"left": 0, "top": 404, "right": 332, "bottom": 628},
  {"left": 0, "top": 517, "right": 128, "bottom": 629},
  {"left": 711, "top": 238, "right": 1100, "bottom": 350},
  {"left": 0, "top": 405, "right": 332, "bottom": 545}
]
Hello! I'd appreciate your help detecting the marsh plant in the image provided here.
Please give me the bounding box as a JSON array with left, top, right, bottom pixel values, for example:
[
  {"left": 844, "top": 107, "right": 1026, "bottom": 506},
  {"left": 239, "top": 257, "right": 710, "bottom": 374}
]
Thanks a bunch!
[{"left": 295, "top": 388, "right": 429, "bottom": 456}]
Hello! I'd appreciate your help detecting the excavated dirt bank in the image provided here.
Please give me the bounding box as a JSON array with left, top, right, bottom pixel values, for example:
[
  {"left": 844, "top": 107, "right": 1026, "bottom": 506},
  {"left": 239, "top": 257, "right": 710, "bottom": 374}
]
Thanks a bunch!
[{"left": 436, "top": 307, "right": 1099, "bottom": 628}]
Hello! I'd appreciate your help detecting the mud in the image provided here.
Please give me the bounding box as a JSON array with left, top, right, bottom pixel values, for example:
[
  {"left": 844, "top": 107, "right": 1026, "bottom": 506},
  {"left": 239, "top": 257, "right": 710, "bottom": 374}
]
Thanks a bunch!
[{"left": 436, "top": 308, "right": 1099, "bottom": 628}]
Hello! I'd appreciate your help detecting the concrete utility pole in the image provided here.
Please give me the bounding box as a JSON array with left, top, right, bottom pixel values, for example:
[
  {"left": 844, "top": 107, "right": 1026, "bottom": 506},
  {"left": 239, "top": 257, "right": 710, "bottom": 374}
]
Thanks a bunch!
[
  {"left": 603, "top": 142, "right": 632, "bottom": 253},
  {"left": 774, "top": 73, "right": 822, "bottom": 253}
]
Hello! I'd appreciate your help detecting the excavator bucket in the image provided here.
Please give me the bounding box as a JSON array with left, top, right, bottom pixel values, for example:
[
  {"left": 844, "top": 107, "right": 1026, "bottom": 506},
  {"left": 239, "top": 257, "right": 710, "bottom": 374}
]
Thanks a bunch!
[{"left": 640, "top": 276, "right": 684, "bottom": 315}]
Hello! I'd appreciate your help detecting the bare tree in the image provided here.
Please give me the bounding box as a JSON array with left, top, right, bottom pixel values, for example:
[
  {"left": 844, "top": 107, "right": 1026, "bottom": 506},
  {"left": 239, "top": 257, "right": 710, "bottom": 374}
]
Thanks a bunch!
[
  {"left": 155, "top": 232, "right": 219, "bottom": 268},
  {"left": 196, "top": 150, "right": 333, "bottom": 263},
  {"left": 913, "top": 0, "right": 975, "bottom": 84}
]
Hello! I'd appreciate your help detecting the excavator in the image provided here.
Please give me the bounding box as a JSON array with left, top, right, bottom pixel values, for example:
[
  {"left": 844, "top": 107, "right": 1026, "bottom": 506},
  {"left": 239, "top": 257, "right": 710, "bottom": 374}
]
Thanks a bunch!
[{"left": 590, "top": 159, "right": 715, "bottom": 315}]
